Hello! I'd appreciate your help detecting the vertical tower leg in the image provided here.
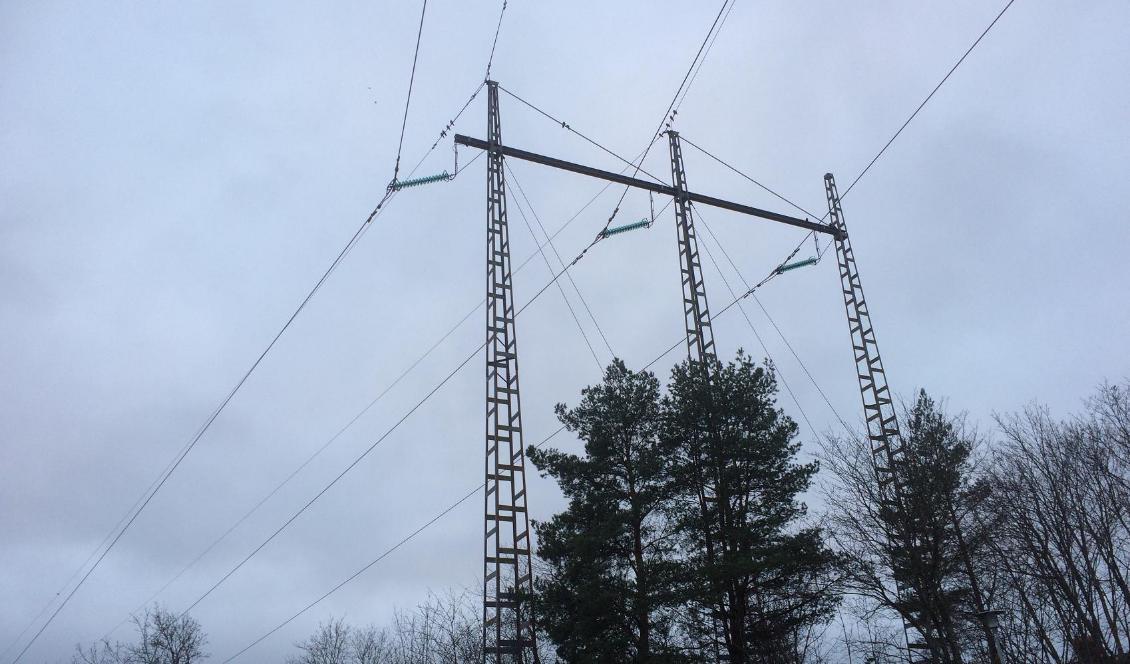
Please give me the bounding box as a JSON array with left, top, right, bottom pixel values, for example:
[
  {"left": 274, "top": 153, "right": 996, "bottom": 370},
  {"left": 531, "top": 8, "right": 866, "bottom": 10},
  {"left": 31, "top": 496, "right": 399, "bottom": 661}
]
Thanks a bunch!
[
  {"left": 825, "top": 173, "right": 924, "bottom": 662},
  {"left": 669, "top": 130, "right": 730, "bottom": 661},
  {"left": 668, "top": 130, "right": 717, "bottom": 363},
  {"left": 483, "top": 80, "right": 538, "bottom": 664},
  {"left": 824, "top": 173, "right": 905, "bottom": 504}
]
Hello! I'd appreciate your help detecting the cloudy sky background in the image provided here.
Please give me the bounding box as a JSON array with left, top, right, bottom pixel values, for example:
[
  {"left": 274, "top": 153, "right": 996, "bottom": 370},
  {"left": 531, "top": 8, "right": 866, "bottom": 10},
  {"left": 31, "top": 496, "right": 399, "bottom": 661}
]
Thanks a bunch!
[{"left": 2, "top": 0, "right": 1128, "bottom": 660}]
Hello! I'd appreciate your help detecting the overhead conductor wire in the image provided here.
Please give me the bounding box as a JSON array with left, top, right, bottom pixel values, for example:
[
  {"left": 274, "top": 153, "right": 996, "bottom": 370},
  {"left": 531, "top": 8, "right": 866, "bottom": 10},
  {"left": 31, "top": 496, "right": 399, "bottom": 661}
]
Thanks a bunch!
[
  {"left": 97, "top": 9, "right": 631, "bottom": 633},
  {"left": 221, "top": 3, "right": 1031, "bottom": 651},
  {"left": 97, "top": 141, "right": 650, "bottom": 642},
  {"left": 9, "top": 197, "right": 382, "bottom": 664},
  {"left": 221, "top": 203, "right": 803, "bottom": 660},
  {"left": 505, "top": 163, "right": 605, "bottom": 370},
  {"left": 506, "top": 163, "right": 616, "bottom": 360},
  {"left": 10, "top": 6, "right": 485, "bottom": 660},
  {"left": 176, "top": 189, "right": 656, "bottom": 620},
  {"left": 391, "top": 0, "right": 430, "bottom": 182},
  {"left": 601, "top": 0, "right": 734, "bottom": 234},
  {"left": 72, "top": 0, "right": 1018, "bottom": 655}
]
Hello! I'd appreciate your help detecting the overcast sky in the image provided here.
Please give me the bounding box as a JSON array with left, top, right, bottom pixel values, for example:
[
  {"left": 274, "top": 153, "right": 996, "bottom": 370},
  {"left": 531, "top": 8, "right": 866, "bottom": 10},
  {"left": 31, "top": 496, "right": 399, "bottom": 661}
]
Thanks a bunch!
[{"left": 2, "top": 1, "right": 1128, "bottom": 661}]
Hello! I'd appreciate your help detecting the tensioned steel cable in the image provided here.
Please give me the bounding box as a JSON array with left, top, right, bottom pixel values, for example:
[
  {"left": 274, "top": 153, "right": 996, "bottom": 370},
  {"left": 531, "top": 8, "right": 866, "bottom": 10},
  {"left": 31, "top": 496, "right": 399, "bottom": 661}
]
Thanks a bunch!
[
  {"left": 695, "top": 205, "right": 854, "bottom": 436},
  {"left": 221, "top": 223, "right": 802, "bottom": 661},
  {"left": 599, "top": 0, "right": 733, "bottom": 235},
  {"left": 9, "top": 196, "right": 386, "bottom": 663},
  {"left": 391, "top": 0, "right": 430, "bottom": 182},
  {"left": 679, "top": 134, "right": 821, "bottom": 221},
  {"left": 498, "top": 85, "right": 667, "bottom": 186},
  {"left": 484, "top": 0, "right": 507, "bottom": 81},
  {"left": 174, "top": 194, "right": 649, "bottom": 618},
  {"left": 15, "top": 61, "right": 491, "bottom": 664},
  {"left": 677, "top": 0, "right": 1019, "bottom": 258},
  {"left": 673, "top": 0, "right": 1022, "bottom": 436},
  {"left": 506, "top": 163, "right": 616, "bottom": 361},
  {"left": 667, "top": 0, "right": 737, "bottom": 127},
  {"left": 505, "top": 162, "right": 604, "bottom": 370},
  {"left": 221, "top": 423, "right": 569, "bottom": 662},
  {"left": 694, "top": 214, "right": 820, "bottom": 435},
  {"left": 96, "top": 153, "right": 637, "bottom": 643},
  {"left": 840, "top": 0, "right": 1018, "bottom": 199},
  {"left": 29, "top": 2, "right": 1019, "bottom": 653}
]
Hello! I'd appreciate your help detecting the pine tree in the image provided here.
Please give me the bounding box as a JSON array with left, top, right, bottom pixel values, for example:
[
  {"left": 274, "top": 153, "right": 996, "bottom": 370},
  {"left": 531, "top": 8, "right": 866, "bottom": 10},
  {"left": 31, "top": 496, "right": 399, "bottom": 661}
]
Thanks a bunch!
[
  {"left": 662, "top": 353, "right": 839, "bottom": 663},
  {"left": 530, "top": 359, "right": 687, "bottom": 663}
]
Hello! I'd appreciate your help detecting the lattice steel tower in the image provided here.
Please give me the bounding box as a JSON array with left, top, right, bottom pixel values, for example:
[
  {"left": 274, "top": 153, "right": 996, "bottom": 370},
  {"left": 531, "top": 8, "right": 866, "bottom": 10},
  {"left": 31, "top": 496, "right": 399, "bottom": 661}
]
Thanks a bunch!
[
  {"left": 669, "top": 129, "right": 732, "bottom": 661},
  {"left": 668, "top": 131, "right": 717, "bottom": 363},
  {"left": 826, "top": 173, "right": 927, "bottom": 661},
  {"left": 824, "top": 173, "right": 906, "bottom": 510},
  {"left": 481, "top": 80, "right": 538, "bottom": 663}
]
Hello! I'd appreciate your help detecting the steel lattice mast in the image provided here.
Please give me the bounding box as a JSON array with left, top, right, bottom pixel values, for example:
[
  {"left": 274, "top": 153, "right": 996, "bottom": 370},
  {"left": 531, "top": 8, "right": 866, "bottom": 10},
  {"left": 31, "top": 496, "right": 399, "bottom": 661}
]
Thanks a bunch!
[
  {"left": 669, "top": 131, "right": 717, "bottom": 363},
  {"left": 825, "top": 173, "right": 923, "bottom": 661},
  {"left": 455, "top": 112, "right": 840, "bottom": 663},
  {"left": 824, "top": 173, "right": 906, "bottom": 508},
  {"left": 482, "top": 80, "right": 538, "bottom": 664},
  {"left": 669, "top": 129, "right": 732, "bottom": 661}
]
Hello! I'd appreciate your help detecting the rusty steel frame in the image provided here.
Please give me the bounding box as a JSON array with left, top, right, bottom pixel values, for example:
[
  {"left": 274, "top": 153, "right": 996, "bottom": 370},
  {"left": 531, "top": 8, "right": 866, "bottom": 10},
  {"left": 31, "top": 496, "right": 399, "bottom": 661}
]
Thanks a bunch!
[
  {"left": 482, "top": 81, "right": 538, "bottom": 663},
  {"left": 826, "top": 173, "right": 927, "bottom": 662}
]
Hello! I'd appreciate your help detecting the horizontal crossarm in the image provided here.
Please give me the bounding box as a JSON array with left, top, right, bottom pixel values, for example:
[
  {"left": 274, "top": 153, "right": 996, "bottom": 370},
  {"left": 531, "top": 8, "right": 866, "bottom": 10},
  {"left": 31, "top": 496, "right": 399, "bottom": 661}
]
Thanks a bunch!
[{"left": 454, "top": 134, "right": 841, "bottom": 238}]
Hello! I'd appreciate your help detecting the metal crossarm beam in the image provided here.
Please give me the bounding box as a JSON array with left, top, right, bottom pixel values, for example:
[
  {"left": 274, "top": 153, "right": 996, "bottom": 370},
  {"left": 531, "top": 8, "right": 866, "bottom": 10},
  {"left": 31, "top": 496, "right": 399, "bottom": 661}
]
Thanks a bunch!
[
  {"left": 454, "top": 134, "right": 841, "bottom": 238},
  {"left": 482, "top": 81, "right": 538, "bottom": 664}
]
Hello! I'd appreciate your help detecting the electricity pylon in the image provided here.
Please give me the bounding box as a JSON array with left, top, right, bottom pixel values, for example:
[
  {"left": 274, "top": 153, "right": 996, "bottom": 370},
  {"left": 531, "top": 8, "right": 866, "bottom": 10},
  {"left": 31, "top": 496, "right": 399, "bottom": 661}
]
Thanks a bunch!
[
  {"left": 482, "top": 80, "right": 538, "bottom": 664},
  {"left": 825, "top": 173, "right": 927, "bottom": 662},
  {"left": 669, "top": 130, "right": 716, "bottom": 363},
  {"left": 458, "top": 91, "right": 840, "bottom": 664}
]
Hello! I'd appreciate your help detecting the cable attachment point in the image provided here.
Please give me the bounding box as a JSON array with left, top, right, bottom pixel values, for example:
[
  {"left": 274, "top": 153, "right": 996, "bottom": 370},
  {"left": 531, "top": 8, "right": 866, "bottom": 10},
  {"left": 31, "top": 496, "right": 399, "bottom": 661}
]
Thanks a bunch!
[
  {"left": 775, "top": 256, "right": 819, "bottom": 274},
  {"left": 387, "top": 171, "right": 451, "bottom": 192},
  {"left": 600, "top": 219, "right": 650, "bottom": 239}
]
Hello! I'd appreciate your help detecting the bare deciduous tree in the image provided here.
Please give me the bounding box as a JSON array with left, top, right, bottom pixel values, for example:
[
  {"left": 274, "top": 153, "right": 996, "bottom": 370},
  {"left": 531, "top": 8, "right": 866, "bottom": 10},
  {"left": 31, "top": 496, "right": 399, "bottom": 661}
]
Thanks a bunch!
[
  {"left": 984, "top": 381, "right": 1130, "bottom": 662},
  {"left": 289, "top": 589, "right": 483, "bottom": 664},
  {"left": 72, "top": 606, "right": 207, "bottom": 664},
  {"left": 289, "top": 617, "right": 352, "bottom": 664},
  {"left": 820, "top": 391, "right": 992, "bottom": 663}
]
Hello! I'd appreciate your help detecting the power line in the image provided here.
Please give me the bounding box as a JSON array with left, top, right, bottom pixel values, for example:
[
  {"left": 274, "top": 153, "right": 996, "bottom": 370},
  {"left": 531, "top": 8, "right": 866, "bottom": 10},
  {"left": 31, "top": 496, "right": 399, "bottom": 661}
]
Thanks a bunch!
[
  {"left": 20, "top": 1, "right": 1021, "bottom": 652},
  {"left": 96, "top": 156, "right": 620, "bottom": 642},
  {"left": 392, "top": 0, "right": 431, "bottom": 182},
  {"left": 10, "top": 196, "right": 388, "bottom": 664},
  {"left": 691, "top": 206, "right": 849, "bottom": 435},
  {"left": 840, "top": 0, "right": 1019, "bottom": 199},
  {"left": 219, "top": 215, "right": 819, "bottom": 660},
  {"left": 15, "top": 49, "right": 495, "bottom": 664},
  {"left": 101, "top": 284, "right": 484, "bottom": 641},
  {"left": 603, "top": 0, "right": 733, "bottom": 231},
  {"left": 223, "top": 423, "right": 568, "bottom": 662},
  {"left": 484, "top": 0, "right": 508, "bottom": 80},
  {"left": 180, "top": 338, "right": 484, "bottom": 616},
  {"left": 506, "top": 163, "right": 616, "bottom": 360},
  {"left": 498, "top": 85, "right": 666, "bottom": 185},
  {"left": 694, "top": 215, "right": 820, "bottom": 435},
  {"left": 678, "top": 0, "right": 1018, "bottom": 230},
  {"left": 173, "top": 208, "right": 630, "bottom": 618},
  {"left": 218, "top": 0, "right": 1030, "bottom": 642},
  {"left": 679, "top": 134, "right": 821, "bottom": 220},
  {"left": 748, "top": 291, "right": 854, "bottom": 435},
  {"left": 669, "top": 0, "right": 737, "bottom": 125},
  {"left": 506, "top": 162, "right": 604, "bottom": 370}
]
